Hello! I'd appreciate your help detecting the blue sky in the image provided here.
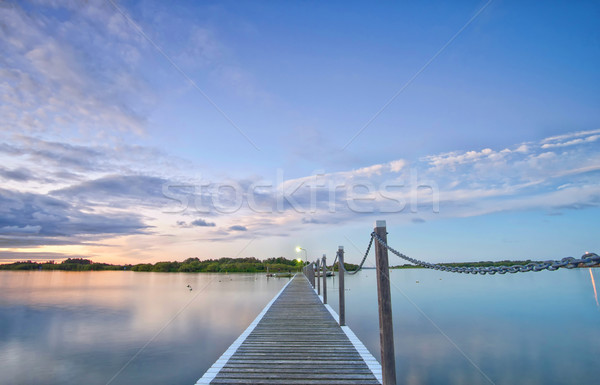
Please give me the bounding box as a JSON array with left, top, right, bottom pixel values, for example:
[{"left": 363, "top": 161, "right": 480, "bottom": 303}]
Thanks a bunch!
[{"left": 1, "top": 0, "right": 599, "bottom": 264}]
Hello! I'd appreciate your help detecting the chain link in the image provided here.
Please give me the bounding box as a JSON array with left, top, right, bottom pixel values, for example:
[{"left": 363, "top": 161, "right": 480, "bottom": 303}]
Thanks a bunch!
[
  {"left": 346, "top": 235, "right": 374, "bottom": 275},
  {"left": 331, "top": 253, "right": 338, "bottom": 272},
  {"left": 371, "top": 232, "right": 600, "bottom": 275},
  {"left": 336, "top": 235, "right": 374, "bottom": 275}
]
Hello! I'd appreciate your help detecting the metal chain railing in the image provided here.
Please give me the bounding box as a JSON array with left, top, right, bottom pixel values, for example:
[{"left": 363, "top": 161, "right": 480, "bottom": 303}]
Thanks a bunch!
[
  {"left": 372, "top": 232, "right": 600, "bottom": 275},
  {"left": 340, "top": 235, "right": 374, "bottom": 275},
  {"left": 310, "top": 223, "right": 599, "bottom": 385}
]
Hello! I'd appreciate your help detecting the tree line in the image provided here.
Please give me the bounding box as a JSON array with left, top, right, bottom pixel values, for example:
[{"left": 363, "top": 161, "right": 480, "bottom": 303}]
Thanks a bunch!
[
  {"left": 0, "top": 257, "right": 305, "bottom": 273},
  {"left": 0, "top": 257, "right": 541, "bottom": 272}
]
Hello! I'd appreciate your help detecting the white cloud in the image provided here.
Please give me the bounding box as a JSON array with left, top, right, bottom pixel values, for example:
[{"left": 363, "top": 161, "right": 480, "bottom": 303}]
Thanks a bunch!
[
  {"left": 541, "top": 128, "right": 600, "bottom": 143},
  {"left": 270, "top": 129, "right": 600, "bottom": 229},
  {"left": 541, "top": 129, "right": 600, "bottom": 149},
  {"left": 351, "top": 164, "right": 384, "bottom": 177},
  {"left": 0, "top": 2, "right": 150, "bottom": 139},
  {"left": 541, "top": 134, "right": 600, "bottom": 149},
  {"left": 389, "top": 159, "right": 406, "bottom": 172},
  {"left": 423, "top": 147, "right": 501, "bottom": 170},
  {"left": 515, "top": 144, "right": 529, "bottom": 153}
]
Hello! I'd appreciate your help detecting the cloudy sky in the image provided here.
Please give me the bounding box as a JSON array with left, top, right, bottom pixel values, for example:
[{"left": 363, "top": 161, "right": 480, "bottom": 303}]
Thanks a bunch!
[{"left": 1, "top": 0, "right": 599, "bottom": 264}]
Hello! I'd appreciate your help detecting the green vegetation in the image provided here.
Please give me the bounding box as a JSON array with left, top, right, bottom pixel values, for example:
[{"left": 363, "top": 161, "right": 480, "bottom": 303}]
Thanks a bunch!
[
  {"left": 130, "top": 257, "right": 301, "bottom": 273},
  {"left": 0, "top": 257, "right": 549, "bottom": 272},
  {"left": 0, "top": 256, "right": 303, "bottom": 273},
  {"left": 390, "top": 263, "right": 423, "bottom": 269},
  {"left": 0, "top": 258, "right": 129, "bottom": 271},
  {"left": 330, "top": 262, "right": 360, "bottom": 271}
]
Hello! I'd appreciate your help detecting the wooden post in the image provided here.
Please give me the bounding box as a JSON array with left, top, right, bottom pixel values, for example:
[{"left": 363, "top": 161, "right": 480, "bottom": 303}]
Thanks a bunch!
[
  {"left": 374, "top": 220, "right": 396, "bottom": 385},
  {"left": 338, "top": 246, "right": 345, "bottom": 326},
  {"left": 310, "top": 262, "right": 315, "bottom": 287},
  {"left": 306, "top": 264, "right": 309, "bottom": 282},
  {"left": 322, "top": 254, "right": 327, "bottom": 304},
  {"left": 316, "top": 259, "right": 321, "bottom": 295}
]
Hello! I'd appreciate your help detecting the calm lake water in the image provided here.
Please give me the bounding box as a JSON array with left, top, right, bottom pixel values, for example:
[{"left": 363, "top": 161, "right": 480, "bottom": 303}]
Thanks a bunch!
[
  {"left": 327, "top": 268, "right": 600, "bottom": 385},
  {"left": 0, "top": 271, "right": 287, "bottom": 385},
  {"left": 1, "top": 269, "right": 599, "bottom": 385}
]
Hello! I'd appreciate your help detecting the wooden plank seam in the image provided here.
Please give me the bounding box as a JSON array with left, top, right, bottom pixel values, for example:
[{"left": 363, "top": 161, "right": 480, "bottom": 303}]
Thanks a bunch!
[
  {"left": 195, "top": 274, "right": 297, "bottom": 384},
  {"left": 308, "top": 275, "right": 383, "bottom": 384}
]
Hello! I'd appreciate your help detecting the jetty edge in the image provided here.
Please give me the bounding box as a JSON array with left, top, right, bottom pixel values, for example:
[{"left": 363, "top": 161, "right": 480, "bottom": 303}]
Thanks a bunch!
[{"left": 196, "top": 273, "right": 382, "bottom": 384}]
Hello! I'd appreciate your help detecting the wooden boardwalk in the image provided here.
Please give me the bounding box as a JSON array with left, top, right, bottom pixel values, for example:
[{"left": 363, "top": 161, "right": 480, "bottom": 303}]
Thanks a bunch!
[{"left": 197, "top": 274, "right": 382, "bottom": 384}]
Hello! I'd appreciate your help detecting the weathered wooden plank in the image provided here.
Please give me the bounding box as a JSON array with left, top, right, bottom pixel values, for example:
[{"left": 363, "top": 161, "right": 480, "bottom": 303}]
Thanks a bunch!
[
  {"left": 197, "top": 274, "right": 381, "bottom": 384},
  {"left": 221, "top": 364, "right": 372, "bottom": 371},
  {"left": 210, "top": 378, "right": 380, "bottom": 385}
]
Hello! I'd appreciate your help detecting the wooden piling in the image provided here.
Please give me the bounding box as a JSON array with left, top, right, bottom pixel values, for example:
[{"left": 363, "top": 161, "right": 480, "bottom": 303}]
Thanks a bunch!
[
  {"left": 374, "top": 220, "right": 396, "bottom": 385},
  {"left": 316, "top": 259, "right": 321, "bottom": 295},
  {"left": 322, "top": 254, "right": 327, "bottom": 304},
  {"left": 338, "top": 246, "right": 345, "bottom": 326}
]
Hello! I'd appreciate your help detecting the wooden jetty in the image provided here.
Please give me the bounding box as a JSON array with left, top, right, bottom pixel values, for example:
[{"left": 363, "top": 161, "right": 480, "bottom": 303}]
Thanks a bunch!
[{"left": 197, "top": 274, "right": 382, "bottom": 384}]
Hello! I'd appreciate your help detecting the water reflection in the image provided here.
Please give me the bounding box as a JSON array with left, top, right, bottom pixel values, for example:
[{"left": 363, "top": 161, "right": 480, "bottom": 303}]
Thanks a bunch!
[
  {"left": 327, "top": 268, "right": 600, "bottom": 385},
  {"left": 3, "top": 269, "right": 599, "bottom": 385},
  {"left": 0, "top": 271, "right": 288, "bottom": 385},
  {"left": 589, "top": 268, "right": 599, "bottom": 308}
]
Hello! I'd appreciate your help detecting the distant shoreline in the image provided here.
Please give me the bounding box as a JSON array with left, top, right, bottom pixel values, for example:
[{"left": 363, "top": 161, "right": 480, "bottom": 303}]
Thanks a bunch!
[
  {"left": 2, "top": 257, "right": 588, "bottom": 273},
  {"left": 0, "top": 257, "right": 359, "bottom": 273}
]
